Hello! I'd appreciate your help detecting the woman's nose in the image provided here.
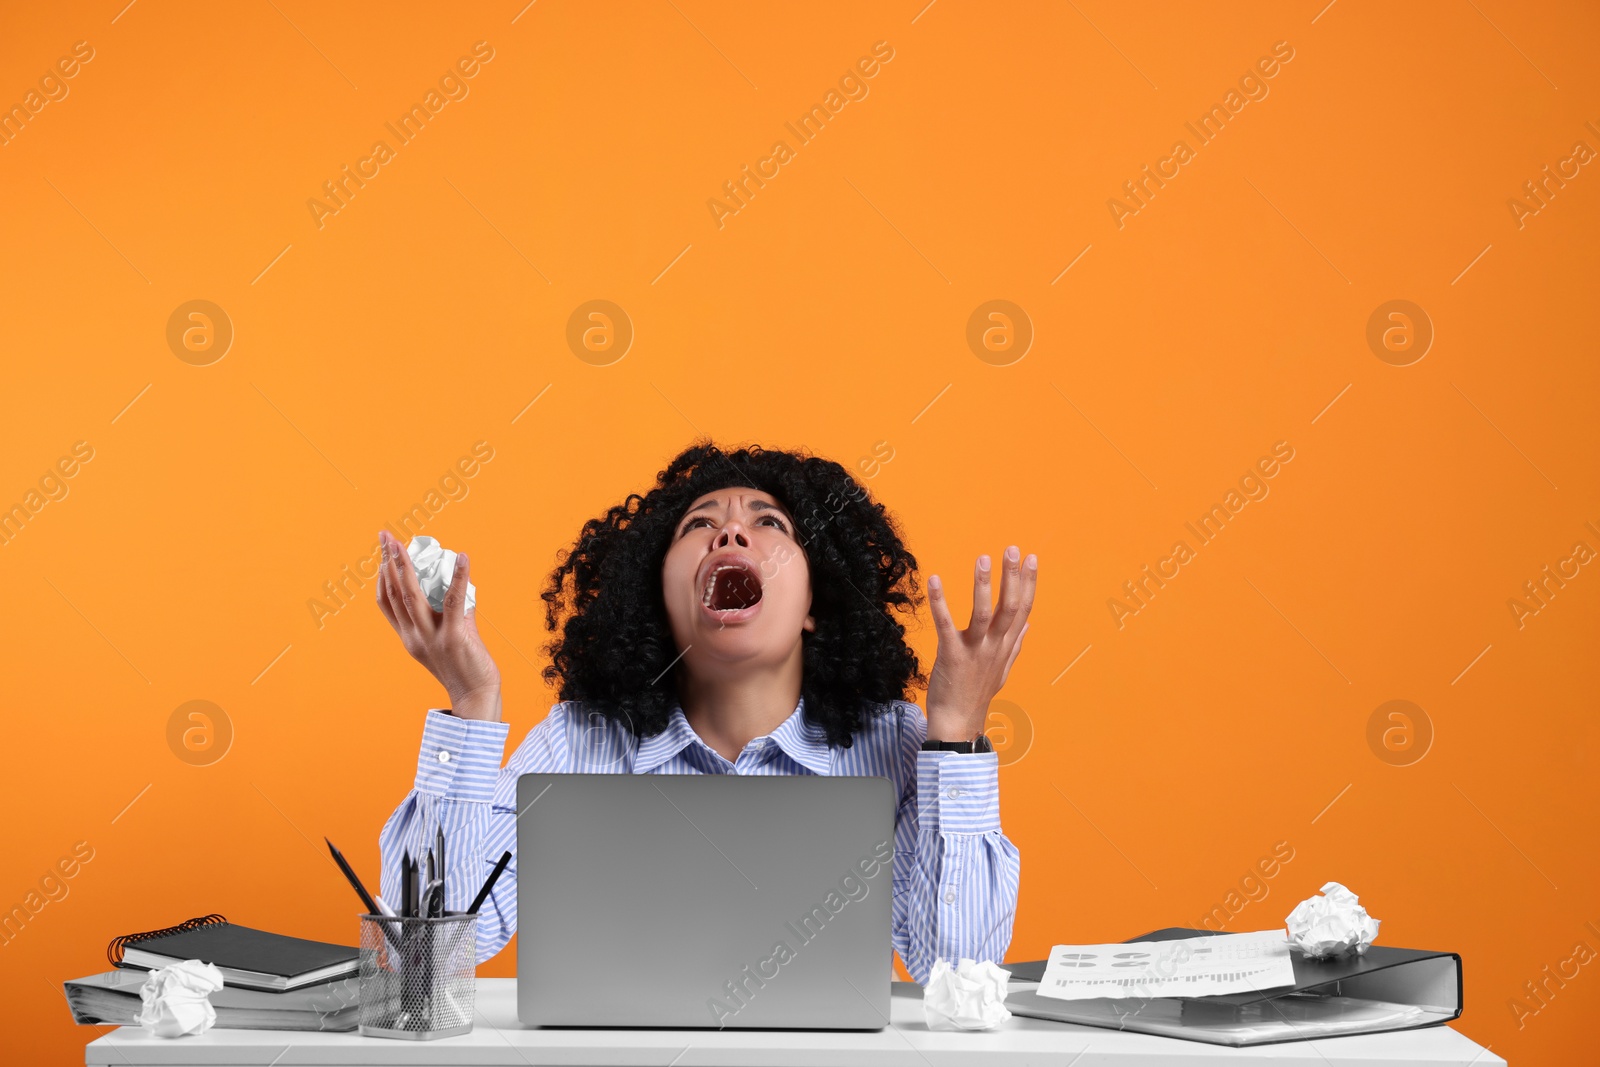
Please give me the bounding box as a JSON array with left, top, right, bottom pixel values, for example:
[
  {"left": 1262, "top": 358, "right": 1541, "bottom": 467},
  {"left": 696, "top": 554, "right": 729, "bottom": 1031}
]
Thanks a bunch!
[{"left": 713, "top": 525, "right": 750, "bottom": 548}]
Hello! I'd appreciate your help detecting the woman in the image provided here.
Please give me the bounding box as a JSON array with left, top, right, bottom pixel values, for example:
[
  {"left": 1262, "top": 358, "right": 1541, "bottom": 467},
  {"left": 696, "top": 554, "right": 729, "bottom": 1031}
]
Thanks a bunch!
[{"left": 375, "top": 442, "right": 1036, "bottom": 984}]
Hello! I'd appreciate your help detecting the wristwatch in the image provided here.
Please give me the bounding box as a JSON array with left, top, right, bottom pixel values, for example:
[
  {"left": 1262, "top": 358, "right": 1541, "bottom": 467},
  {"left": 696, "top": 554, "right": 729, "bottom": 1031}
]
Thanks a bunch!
[{"left": 921, "top": 734, "right": 992, "bottom": 754}]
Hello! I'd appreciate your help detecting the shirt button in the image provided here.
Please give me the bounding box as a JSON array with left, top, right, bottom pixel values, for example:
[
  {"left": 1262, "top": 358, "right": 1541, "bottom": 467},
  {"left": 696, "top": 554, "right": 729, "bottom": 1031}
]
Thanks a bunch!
[
  {"left": 437, "top": 750, "right": 452, "bottom": 764},
  {"left": 944, "top": 890, "right": 957, "bottom": 904},
  {"left": 947, "top": 786, "right": 960, "bottom": 799}
]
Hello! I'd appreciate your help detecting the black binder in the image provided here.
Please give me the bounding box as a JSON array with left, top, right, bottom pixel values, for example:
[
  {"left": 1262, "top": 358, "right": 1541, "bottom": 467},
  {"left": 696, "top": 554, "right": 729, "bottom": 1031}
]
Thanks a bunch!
[{"left": 1006, "top": 927, "right": 1463, "bottom": 1047}]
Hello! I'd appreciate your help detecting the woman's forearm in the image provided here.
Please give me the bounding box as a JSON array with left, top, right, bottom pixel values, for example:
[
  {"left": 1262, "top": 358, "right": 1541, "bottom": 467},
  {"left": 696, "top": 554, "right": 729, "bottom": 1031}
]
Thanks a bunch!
[
  {"left": 892, "top": 751, "right": 1021, "bottom": 984},
  {"left": 378, "top": 708, "right": 519, "bottom": 963},
  {"left": 450, "top": 684, "right": 503, "bottom": 722},
  {"left": 378, "top": 791, "right": 519, "bottom": 963}
]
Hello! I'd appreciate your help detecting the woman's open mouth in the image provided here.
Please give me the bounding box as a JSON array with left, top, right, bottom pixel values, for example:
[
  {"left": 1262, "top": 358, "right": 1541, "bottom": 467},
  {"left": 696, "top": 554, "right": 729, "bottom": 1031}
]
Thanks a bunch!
[{"left": 699, "top": 555, "right": 764, "bottom": 621}]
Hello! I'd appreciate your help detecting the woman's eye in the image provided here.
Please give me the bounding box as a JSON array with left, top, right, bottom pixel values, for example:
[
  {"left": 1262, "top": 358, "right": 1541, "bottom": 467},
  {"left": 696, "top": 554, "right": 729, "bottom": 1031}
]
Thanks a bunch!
[{"left": 681, "top": 515, "right": 788, "bottom": 535}]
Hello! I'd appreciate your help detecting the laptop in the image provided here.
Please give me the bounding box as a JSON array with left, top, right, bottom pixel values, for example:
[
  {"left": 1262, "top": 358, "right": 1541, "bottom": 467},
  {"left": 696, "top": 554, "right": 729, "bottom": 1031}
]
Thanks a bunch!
[{"left": 516, "top": 772, "right": 896, "bottom": 1029}]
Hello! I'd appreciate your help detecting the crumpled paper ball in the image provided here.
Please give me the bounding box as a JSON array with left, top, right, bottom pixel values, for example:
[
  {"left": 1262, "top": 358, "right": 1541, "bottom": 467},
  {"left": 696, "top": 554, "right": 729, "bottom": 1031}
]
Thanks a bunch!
[
  {"left": 137, "top": 960, "right": 224, "bottom": 1037},
  {"left": 1285, "top": 881, "right": 1381, "bottom": 959},
  {"left": 924, "top": 957, "right": 1012, "bottom": 1031},
  {"left": 408, "top": 536, "right": 476, "bottom": 613}
]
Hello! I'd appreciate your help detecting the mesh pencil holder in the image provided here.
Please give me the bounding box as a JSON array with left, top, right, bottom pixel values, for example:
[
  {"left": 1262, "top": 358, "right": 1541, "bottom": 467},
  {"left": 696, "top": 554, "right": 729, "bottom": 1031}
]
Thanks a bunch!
[{"left": 357, "top": 913, "right": 478, "bottom": 1040}]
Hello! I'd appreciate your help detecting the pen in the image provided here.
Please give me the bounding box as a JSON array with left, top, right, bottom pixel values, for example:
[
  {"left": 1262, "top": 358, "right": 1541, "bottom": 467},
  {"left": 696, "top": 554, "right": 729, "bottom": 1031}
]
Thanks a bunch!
[
  {"left": 468, "top": 850, "right": 513, "bottom": 914},
  {"left": 416, "top": 851, "right": 428, "bottom": 921},
  {"left": 428, "top": 844, "right": 441, "bottom": 921},
  {"left": 436, "top": 823, "right": 447, "bottom": 909},
  {"left": 325, "top": 838, "right": 381, "bottom": 916}
]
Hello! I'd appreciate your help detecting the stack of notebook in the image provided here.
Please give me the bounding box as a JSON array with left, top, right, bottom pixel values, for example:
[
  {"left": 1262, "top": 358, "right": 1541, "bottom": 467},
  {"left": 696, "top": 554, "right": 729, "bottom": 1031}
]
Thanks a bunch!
[{"left": 64, "top": 915, "right": 362, "bottom": 1032}]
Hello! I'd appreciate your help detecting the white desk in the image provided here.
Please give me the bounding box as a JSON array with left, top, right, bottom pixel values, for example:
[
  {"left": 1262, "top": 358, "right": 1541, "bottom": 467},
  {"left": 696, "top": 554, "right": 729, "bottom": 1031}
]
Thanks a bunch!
[{"left": 86, "top": 979, "right": 1505, "bottom": 1066}]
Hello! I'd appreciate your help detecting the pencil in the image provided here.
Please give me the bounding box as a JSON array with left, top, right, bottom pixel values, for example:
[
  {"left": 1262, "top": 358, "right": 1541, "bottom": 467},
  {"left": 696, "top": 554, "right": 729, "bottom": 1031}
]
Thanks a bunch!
[
  {"left": 468, "top": 851, "right": 513, "bottom": 914},
  {"left": 325, "top": 837, "right": 381, "bottom": 916}
]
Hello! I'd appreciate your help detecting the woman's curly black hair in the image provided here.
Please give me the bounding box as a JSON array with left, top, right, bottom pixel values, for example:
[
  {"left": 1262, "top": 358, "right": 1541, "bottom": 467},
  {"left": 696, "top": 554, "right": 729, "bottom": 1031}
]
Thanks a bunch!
[{"left": 539, "top": 441, "right": 927, "bottom": 748}]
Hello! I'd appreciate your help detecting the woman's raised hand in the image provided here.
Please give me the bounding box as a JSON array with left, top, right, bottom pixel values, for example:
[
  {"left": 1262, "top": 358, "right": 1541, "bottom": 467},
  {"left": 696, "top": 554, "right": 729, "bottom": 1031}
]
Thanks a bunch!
[
  {"left": 924, "top": 545, "right": 1037, "bottom": 744},
  {"left": 375, "top": 529, "right": 503, "bottom": 721}
]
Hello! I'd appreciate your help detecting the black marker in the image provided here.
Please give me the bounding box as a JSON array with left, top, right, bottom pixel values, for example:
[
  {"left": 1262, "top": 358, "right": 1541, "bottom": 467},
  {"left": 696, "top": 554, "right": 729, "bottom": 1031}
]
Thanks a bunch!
[{"left": 401, "top": 852, "right": 415, "bottom": 917}]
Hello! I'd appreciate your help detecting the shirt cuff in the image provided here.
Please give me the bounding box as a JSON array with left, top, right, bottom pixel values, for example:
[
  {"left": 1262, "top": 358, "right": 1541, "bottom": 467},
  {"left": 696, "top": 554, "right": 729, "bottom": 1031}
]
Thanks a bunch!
[
  {"left": 917, "top": 750, "right": 1001, "bottom": 835},
  {"left": 415, "top": 708, "right": 509, "bottom": 802}
]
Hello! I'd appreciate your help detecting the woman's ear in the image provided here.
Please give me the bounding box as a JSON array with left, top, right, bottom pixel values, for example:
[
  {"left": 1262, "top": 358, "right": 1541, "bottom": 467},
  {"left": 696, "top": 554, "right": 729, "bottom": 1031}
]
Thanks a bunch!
[{"left": 803, "top": 613, "right": 816, "bottom": 632}]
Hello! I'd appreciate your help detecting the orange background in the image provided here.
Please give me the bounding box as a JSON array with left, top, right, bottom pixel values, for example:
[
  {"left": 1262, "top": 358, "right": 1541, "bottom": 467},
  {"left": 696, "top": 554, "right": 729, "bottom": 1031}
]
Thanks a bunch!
[{"left": 2, "top": 0, "right": 1596, "bottom": 1062}]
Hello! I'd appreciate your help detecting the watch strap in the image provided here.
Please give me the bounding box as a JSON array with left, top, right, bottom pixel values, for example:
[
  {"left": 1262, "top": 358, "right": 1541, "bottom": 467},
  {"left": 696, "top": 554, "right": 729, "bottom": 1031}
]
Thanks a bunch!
[{"left": 922, "top": 734, "right": 992, "bottom": 754}]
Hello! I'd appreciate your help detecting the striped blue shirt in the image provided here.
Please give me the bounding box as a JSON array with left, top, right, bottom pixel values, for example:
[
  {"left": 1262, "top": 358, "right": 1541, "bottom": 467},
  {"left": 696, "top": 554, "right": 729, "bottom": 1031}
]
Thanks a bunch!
[{"left": 378, "top": 698, "right": 1020, "bottom": 984}]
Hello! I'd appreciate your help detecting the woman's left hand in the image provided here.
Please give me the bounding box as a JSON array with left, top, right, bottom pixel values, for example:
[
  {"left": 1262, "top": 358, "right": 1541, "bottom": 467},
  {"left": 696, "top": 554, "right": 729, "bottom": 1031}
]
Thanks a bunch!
[{"left": 925, "top": 545, "right": 1037, "bottom": 743}]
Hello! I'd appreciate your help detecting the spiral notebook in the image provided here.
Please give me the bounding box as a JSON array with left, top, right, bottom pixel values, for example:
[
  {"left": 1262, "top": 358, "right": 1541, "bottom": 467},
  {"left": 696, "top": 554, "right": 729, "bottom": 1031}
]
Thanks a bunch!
[{"left": 108, "top": 914, "right": 358, "bottom": 993}]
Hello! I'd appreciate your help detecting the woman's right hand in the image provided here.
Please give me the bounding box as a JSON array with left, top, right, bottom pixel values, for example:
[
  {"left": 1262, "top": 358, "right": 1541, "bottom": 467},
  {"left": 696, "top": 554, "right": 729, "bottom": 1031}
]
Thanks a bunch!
[{"left": 375, "top": 529, "right": 503, "bottom": 721}]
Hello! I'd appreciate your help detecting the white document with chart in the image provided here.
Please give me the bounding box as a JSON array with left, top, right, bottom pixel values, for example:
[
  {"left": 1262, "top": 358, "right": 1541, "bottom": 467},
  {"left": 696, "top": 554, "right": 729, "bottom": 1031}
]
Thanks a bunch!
[{"left": 1035, "top": 929, "right": 1297, "bottom": 1000}]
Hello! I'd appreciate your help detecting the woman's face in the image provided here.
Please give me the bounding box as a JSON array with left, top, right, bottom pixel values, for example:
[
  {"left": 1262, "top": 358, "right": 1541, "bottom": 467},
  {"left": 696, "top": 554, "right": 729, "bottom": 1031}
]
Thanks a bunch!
[{"left": 661, "top": 487, "right": 814, "bottom": 671}]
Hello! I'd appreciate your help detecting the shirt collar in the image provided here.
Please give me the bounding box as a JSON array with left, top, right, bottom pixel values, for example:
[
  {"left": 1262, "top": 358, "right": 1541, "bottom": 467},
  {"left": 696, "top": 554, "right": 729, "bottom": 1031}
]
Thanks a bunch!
[
  {"left": 632, "top": 708, "right": 702, "bottom": 775},
  {"left": 631, "top": 696, "right": 833, "bottom": 776},
  {"left": 767, "top": 696, "right": 833, "bottom": 775}
]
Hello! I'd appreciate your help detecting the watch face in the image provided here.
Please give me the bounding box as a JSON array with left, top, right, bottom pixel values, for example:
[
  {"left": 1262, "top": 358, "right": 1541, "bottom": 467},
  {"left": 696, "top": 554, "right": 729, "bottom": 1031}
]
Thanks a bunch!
[{"left": 975, "top": 734, "right": 993, "bottom": 753}]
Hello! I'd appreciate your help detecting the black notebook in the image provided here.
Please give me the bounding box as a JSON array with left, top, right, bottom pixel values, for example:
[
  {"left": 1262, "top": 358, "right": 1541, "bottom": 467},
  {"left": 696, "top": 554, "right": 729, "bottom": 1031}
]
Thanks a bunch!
[
  {"left": 1006, "top": 927, "right": 1463, "bottom": 1047},
  {"left": 109, "top": 915, "right": 358, "bottom": 993}
]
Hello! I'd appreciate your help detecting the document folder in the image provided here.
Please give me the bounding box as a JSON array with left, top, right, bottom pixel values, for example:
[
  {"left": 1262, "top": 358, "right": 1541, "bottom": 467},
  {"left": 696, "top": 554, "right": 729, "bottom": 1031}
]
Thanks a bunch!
[{"left": 1005, "top": 927, "right": 1463, "bottom": 1047}]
